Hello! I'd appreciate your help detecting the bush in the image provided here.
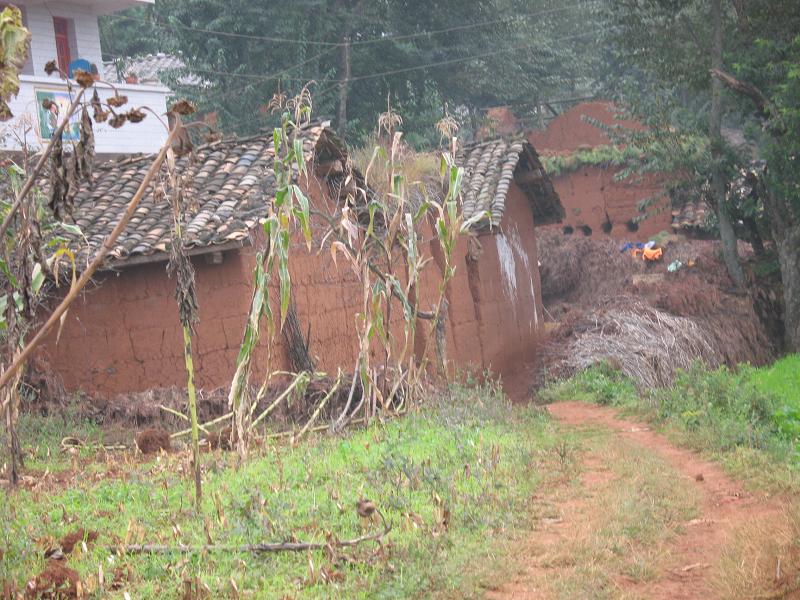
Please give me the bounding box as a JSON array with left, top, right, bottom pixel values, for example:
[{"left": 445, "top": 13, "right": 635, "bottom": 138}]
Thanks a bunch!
[{"left": 539, "top": 361, "right": 639, "bottom": 406}]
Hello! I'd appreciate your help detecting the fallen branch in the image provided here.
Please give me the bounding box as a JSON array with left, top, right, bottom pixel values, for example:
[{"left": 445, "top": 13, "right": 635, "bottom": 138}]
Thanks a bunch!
[
  {"left": 0, "top": 126, "right": 179, "bottom": 392},
  {"left": 118, "top": 510, "right": 391, "bottom": 555}
]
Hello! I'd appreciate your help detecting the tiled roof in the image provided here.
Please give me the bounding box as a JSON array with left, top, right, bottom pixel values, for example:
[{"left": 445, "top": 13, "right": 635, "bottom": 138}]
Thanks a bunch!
[
  {"left": 671, "top": 162, "right": 765, "bottom": 232},
  {"left": 62, "top": 122, "right": 342, "bottom": 267},
  {"left": 103, "top": 53, "right": 203, "bottom": 87},
  {"left": 671, "top": 197, "right": 711, "bottom": 231},
  {"left": 457, "top": 138, "right": 562, "bottom": 230}
]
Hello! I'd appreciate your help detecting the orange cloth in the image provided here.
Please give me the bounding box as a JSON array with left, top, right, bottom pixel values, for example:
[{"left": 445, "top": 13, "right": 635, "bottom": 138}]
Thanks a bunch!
[{"left": 642, "top": 247, "right": 663, "bottom": 261}]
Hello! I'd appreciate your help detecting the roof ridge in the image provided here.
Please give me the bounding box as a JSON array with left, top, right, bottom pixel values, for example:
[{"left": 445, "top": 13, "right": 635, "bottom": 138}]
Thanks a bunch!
[{"left": 95, "top": 119, "right": 335, "bottom": 171}]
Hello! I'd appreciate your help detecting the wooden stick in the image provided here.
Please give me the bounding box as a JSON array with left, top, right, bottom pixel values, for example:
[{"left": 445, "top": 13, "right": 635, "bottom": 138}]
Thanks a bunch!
[
  {"left": 171, "top": 411, "right": 232, "bottom": 439},
  {"left": 294, "top": 373, "right": 341, "bottom": 442},
  {"left": 118, "top": 511, "right": 390, "bottom": 555},
  {"left": 0, "top": 126, "right": 179, "bottom": 392},
  {"left": 248, "top": 371, "right": 308, "bottom": 429},
  {"left": 0, "top": 87, "right": 86, "bottom": 241}
]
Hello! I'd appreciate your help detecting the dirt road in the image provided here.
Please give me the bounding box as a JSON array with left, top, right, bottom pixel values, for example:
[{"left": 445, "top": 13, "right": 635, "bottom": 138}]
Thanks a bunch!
[{"left": 487, "top": 401, "right": 789, "bottom": 600}]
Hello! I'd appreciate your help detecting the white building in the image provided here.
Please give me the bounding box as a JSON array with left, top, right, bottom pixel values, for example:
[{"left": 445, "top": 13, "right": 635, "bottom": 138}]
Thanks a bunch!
[{"left": 2, "top": 0, "right": 170, "bottom": 155}]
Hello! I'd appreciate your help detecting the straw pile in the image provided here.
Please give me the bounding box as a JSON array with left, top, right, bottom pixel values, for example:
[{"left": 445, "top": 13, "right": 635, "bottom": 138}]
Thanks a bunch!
[{"left": 552, "top": 296, "right": 725, "bottom": 389}]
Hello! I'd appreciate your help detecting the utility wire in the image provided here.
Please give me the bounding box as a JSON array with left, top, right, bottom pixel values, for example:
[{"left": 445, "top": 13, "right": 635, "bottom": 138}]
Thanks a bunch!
[
  {"left": 107, "top": 2, "right": 598, "bottom": 49},
  {"left": 214, "top": 29, "right": 601, "bottom": 133}
]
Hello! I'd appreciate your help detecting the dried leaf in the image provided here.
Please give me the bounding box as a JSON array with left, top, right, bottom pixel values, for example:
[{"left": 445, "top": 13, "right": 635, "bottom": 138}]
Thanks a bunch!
[
  {"left": 90, "top": 89, "right": 104, "bottom": 120},
  {"left": 41, "top": 97, "right": 54, "bottom": 110},
  {"left": 108, "top": 113, "right": 127, "bottom": 128},
  {"left": 167, "top": 112, "right": 194, "bottom": 157},
  {"left": 126, "top": 108, "right": 146, "bottom": 123},
  {"left": 73, "top": 68, "right": 94, "bottom": 88},
  {"left": 44, "top": 60, "right": 58, "bottom": 75},
  {"left": 170, "top": 99, "right": 196, "bottom": 116},
  {"left": 106, "top": 94, "right": 128, "bottom": 108},
  {"left": 0, "top": 7, "right": 30, "bottom": 120},
  {"left": 72, "top": 106, "right": 94, "bottom": 184},
  {"left": 48, "top": 136, "right": 72, "bottom": 220}
]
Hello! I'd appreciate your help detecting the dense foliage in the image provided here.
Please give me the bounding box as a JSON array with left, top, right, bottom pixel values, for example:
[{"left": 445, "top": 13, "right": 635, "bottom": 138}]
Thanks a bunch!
[{"left": 99, "top": 0, "right": 601, "bottom": 145}]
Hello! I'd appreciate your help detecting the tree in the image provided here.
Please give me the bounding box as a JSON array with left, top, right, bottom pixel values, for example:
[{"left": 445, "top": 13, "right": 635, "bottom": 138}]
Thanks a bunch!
[
  {"left": 600, "top": 0, "right": 800, "bottom": 350},
  {"left": 99, "top": 0, "right": 601, "bottom": 145},
  {"left": 710, "top": 0, "right": 745, "bottom": 289}
]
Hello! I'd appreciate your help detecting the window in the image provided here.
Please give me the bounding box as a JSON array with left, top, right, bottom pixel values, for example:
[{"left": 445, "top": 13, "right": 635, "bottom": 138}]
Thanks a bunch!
[{"left": 53, "top": 17, "right": 72, "bottom": 76}]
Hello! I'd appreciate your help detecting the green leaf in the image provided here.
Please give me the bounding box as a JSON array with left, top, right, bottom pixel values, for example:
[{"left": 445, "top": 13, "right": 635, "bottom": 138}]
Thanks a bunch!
[
  {"left": 0, "top": 294, "right": 6, "bottom": 330},
  {"left": 293, "top": 138, "right": 306, "bottom": 175},
  {"left": 292, "top": 185, "right": 312, "bottom": 248},
  {"left": 59, "top": 222, "right": 83, "bottom": 236},
  {"left": 31, "top": 262, "right": 44, "bottom": 295}
]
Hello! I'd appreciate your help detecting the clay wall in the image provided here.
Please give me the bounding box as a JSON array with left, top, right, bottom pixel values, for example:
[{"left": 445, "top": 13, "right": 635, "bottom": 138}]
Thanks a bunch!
[
  {"left": 528, "top": 101, "right": 672, "bottom": 241},
  {"left": 39, "top": 181, "right": 544, "bottom": 396}
]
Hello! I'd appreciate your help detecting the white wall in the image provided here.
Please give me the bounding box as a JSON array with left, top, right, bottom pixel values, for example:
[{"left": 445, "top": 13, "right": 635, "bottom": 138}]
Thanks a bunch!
[
  {"left": 3, "top": 1, "right": 169, "bottom": 154},
  {"left": 2, "top": 77, "right": 169, "bottom": 154},
  {"left": 18, "top": 2, "right": 104, "bottom": 77}
]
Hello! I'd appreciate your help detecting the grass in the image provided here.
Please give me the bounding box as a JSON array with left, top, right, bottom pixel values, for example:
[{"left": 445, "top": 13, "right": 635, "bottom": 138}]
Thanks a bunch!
[
  {"left": 535, "top": 427, "right": 698, "bottom": 599},
  {"left": 540, "top": 355, "right": 800, "bottom": 598},
  {"left": 349, "top": 134, "right": 440, "bottom": 198},
  {"left": 0, "top": 381, "right": 566, "bottom": 599},
  {"left": 540, "top": 355, "right": 800, "bottom": 491}
]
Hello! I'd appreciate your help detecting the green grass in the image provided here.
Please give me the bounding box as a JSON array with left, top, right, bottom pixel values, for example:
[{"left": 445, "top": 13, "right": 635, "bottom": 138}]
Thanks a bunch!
[
  {"left": 541, "top": 356, "right": 800, "bottom": 491},
  {"left": 0, "top": 382, "right": 563, "bottom": 599}
]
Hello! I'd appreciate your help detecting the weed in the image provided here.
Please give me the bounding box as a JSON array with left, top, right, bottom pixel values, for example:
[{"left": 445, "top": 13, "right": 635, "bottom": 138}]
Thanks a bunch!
[
  {"left": 542, "top": 354, "right": 800, "bottom": 491},
  {"left": 0, "top": 383, "right": 559, "bottom": 598}
]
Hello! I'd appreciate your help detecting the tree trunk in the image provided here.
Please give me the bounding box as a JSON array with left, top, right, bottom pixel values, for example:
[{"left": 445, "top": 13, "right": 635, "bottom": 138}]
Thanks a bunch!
[
  {"left": 710, "top": 0, "right": 746, "bottom": 289},
  {"left": 337, "top": 32, "right": 351, "bottom": 137},
  {"left": 761, "top": 179, "right": 800, "bottom": 351},
  {"left": 776, "top": 228, "right": 800, "bottom": 351}
]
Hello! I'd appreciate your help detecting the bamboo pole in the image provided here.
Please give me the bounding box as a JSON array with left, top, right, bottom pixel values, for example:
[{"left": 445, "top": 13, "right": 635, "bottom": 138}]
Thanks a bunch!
[{"left": 0, "top": 126, "right": 179, "bottom": 391}]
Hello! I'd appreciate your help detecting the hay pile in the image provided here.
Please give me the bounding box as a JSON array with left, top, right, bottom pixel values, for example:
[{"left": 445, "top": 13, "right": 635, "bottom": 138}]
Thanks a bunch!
[
  {"left": 537, "top": 228, "right": 644, "bottom": 303},
  {"left": 538, "top": 230, "right": 777, "bottom": 389},
  {"left": 550, "top": 296, "right": 724, "bottom": 389}
]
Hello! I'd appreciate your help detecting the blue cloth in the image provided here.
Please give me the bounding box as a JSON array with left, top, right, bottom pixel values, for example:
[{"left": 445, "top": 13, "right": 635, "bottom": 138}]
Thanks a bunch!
[{"left": 68, "top": 59, "right": 92, "bottom": 78}]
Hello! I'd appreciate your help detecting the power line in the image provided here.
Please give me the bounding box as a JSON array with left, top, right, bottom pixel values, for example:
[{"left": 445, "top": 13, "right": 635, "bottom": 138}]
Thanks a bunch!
[
  {"left": 108, "top": 14, "right": 338, "bottom": 46},
  {"left": 107, "top": 2, "right": 598, "bottom": 49},
  {"left": 350, "top": 2, "right": 599, "bottom": 47},
  {"left": 335, "top": 30, "right": 601, "bottom": 84},
  {"left": 214, "top": 30, "right": 601, "bottom": 133}
]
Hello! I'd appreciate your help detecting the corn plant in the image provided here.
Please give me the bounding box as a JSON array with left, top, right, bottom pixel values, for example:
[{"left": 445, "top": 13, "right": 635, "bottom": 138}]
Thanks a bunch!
[
  {"left": 164, "top": 102, "right": 202, "bottom": 509},
  {"left": 228, "top": 88, "right": 313, "bottom": 456},
  {"left": 0, "top": 26, "right": 175, "bottom": 482}
]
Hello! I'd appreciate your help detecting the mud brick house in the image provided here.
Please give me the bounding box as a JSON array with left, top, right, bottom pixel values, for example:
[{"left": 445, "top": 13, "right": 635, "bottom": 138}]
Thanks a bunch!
[
  {"left": 528, "top": 101, "right": 672, "bottom": 241},
  {"left": 38, "top": 124, "right": 562, "bottom": 397}
]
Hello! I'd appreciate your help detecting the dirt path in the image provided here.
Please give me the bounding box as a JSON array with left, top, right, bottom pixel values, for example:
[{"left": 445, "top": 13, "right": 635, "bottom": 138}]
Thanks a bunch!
[{"left": 487, "top": 401, "right": 787, "bottom": 600}]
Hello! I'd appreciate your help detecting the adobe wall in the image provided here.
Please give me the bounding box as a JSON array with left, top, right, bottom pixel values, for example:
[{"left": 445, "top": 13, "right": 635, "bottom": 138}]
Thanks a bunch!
[
  {"left": 39, "top": 184, "right": 543, "bottom": 396},
  {"left": 528, "top": 101, "right": 672, "bottom": 241}
]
